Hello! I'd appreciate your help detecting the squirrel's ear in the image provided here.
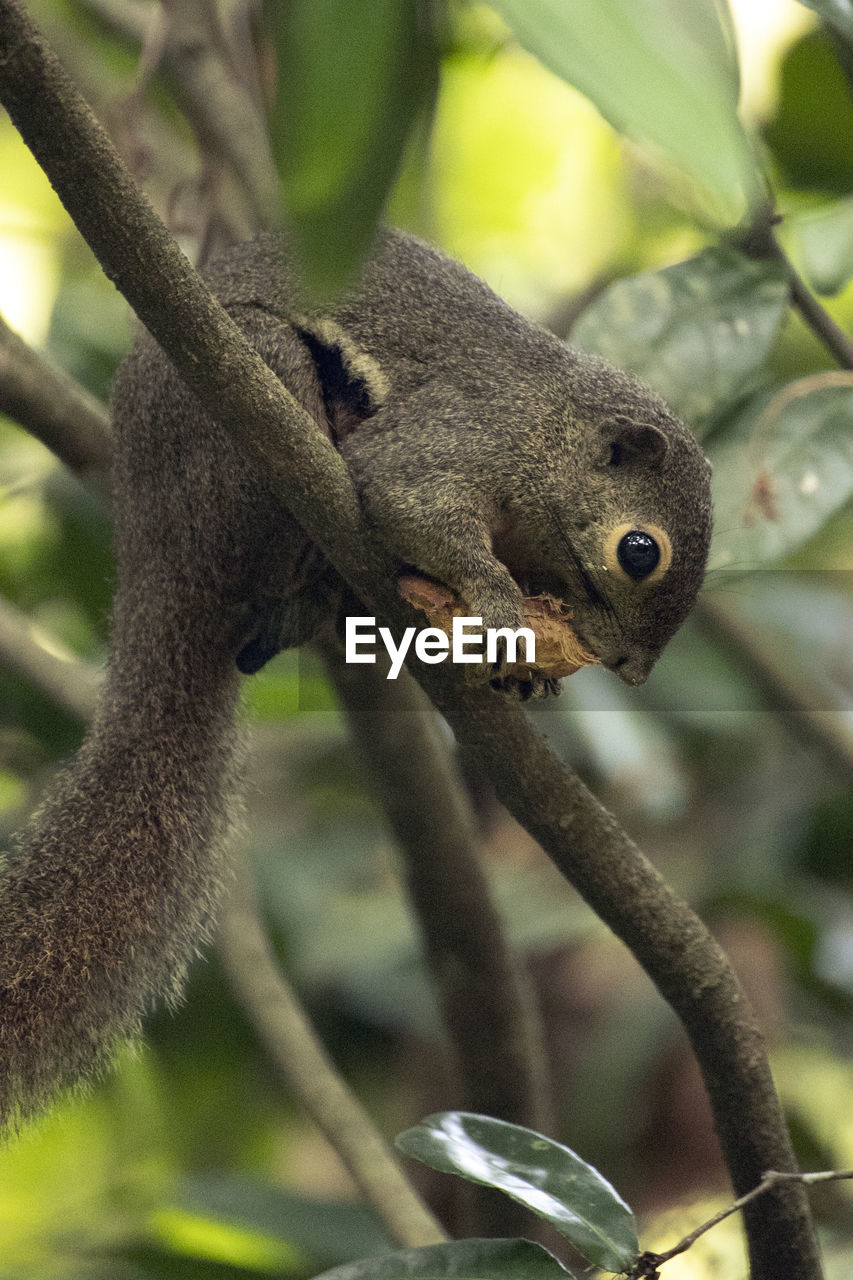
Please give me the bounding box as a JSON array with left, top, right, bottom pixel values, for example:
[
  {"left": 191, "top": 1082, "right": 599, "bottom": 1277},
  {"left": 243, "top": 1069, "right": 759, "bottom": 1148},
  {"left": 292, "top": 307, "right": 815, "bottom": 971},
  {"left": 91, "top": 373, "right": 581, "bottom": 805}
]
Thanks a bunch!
[
  {"left": 598, "top": 419, "right": 669, "bottom": 469},
  {"left": 296, "top": 317, "right": 389, "bottom": 440}
]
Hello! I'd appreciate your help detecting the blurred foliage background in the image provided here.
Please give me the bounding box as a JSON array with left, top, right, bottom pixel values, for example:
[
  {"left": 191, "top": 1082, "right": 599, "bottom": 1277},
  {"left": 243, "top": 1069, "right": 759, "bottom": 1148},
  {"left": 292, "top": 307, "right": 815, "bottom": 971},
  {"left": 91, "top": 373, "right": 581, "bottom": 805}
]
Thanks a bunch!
[{"left": 0, "top": 0, "right": 851, "bottom": 1276}]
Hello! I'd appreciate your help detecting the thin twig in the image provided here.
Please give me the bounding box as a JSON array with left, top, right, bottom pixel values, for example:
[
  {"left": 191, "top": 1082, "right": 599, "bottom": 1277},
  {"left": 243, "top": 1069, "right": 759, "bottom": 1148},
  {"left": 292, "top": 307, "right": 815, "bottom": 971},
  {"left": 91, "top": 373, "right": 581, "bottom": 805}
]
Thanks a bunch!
[
  {"left": 218, "top": 848, "right": 447, "bottom": 1249},
  {"left": 28, "top": 0, "right": 194, "bottom": 198},
  {"left": 0, "top": 312, "right": 113, "bottom": 498},
  {"left": 75, "top": 0, "right": 153, "bottom": 44},
  {"left": 787, "top": 265, "right": 853, "bottom": 369},
  {"left": 0, "top": 594, "right": 100, "bottom": 723},
  {"left": 81, "top": 0, "right": 279, "bottom": 233},
  {"left": 159, "top": 0, "right": 280, "bottom": 233},
  {"left": 736, "top": 212, "right": 853, "bottom": 369},
  {"left": 636, "top": 1168, "right": 853, "bottom": 1275}
]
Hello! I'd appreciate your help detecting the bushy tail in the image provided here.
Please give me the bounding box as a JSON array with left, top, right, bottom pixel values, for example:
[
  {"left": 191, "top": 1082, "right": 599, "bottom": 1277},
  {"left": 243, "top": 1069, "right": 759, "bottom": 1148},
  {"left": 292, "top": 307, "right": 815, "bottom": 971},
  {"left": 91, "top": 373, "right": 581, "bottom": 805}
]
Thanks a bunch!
[{"left": 0, "top": 594, "right": 242, "bottom": 1131}]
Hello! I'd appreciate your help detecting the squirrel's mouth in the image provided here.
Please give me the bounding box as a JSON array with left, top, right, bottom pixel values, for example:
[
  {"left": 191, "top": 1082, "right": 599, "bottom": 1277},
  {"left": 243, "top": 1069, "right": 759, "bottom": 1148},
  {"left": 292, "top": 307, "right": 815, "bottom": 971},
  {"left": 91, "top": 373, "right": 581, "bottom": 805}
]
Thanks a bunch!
[{"left": 513, "top": 572, "right": 602, "bottom": 651}]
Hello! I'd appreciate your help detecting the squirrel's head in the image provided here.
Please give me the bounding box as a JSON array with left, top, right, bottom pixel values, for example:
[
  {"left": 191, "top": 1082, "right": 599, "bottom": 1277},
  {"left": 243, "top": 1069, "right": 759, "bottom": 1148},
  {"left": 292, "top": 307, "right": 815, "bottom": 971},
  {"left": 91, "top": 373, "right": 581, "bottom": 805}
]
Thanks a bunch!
[
  {"left": 506, "top": 355, "right": 713, "bottom": 686},
  {"left": 562, "top": 418, "right": 711, "bottom": 685}
]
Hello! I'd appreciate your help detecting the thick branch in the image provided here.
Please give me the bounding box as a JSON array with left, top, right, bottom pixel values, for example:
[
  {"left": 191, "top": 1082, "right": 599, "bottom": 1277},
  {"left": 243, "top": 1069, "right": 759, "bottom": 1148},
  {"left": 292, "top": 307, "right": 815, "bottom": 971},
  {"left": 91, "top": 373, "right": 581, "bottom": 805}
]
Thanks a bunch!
[
  {"left": 0, "top": 6, "right": 821, "bottom": 1276},
  {"left": 424, "top": 682, "right": 820, "bottom": 1276},
  {"left": 0, "top": 312, "right": 113, "bottom": 497}
]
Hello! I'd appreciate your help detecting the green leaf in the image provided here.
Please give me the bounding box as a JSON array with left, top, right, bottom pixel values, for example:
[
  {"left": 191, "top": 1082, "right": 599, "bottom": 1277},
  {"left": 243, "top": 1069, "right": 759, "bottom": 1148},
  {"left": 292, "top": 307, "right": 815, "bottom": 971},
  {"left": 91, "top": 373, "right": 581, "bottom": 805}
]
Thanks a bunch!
[
  {"left": 571, "top": 249, "right": 789, "bottom": 433},
  {"left": 793, "top": 198, "right": 853, "bottom": 296},
  {"left": 797, "top": 0, "right": 853, "bottom": 44},
  {"left": 763, "top": 30, "right": 853, "bottom": 194},
  {"left": 312, "top": 1239, "right": 580, "bottom": 1280},
  {"left": 396, "top": 1113, "right": 638, "bottom": 1273},
  {"left": 487, "top": 0, "right": 758, "bottom": 224},
  {"left": 267, "top": 0, "right": 439, "bottom": 296},
  {"left": 174, "top": 1174, "right": 387, "bottom": 1270},
  {"left": 708, "top": 377, "right": 853, "bottom": 569}
]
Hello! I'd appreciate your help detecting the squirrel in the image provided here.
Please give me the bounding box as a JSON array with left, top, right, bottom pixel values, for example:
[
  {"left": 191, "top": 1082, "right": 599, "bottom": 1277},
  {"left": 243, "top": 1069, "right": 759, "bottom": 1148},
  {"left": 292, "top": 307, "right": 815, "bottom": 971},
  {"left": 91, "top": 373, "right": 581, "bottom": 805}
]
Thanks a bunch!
[{"left": 0, "top": 229, "right": 712, "bottom": 1129}]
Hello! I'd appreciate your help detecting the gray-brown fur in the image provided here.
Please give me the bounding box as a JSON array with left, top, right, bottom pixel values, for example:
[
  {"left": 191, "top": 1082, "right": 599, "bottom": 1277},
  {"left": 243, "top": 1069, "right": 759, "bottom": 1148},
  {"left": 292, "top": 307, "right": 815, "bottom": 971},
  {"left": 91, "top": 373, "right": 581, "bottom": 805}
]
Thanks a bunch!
[{"left": 0, "top": 230, "right": 711, "bottom": 1129}]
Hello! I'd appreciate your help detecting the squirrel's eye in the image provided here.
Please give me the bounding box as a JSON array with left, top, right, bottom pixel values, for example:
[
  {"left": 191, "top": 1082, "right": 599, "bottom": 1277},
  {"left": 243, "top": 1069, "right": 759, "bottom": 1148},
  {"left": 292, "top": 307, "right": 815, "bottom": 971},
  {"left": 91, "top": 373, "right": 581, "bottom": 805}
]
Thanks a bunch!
[{"left": 616, "top": 530, "right": 660, "bottom": 581}]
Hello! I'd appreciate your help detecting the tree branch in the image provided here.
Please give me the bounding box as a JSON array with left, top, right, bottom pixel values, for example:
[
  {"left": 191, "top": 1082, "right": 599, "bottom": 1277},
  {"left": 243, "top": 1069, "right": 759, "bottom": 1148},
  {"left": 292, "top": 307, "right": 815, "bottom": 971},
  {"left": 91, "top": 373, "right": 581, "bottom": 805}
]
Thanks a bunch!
[
  {"left": 79, "top": 0, "right": 279, "bottom": 237},
  {"left": 0, "top": 312, "right": 113, "bottom": 497},
  {"left": 159, "top": 0, "right": 280, "bottom": 233},
  {"left": 786, "top": 261, "right": 853, "bottom": 369},
  {"left": 75, "top": 0, "right": 153, "bottom": 45},
  {"left": 0, "top": 593, "right": 100, "bottom": 722},
  {"left": 638, "top": 1168, "right": 853, "bottom": 1275},
  {"left": 418, "top": 682, "right": 824, "bottom": 1279},
  {"left": 0, "top": 6, "right": 822, "bottom": 1276},
  {"left": 218, "top": 847, "right": 446, "bottom": 1249},
  {"left": 737, "top": 211, "right": 853, "bottom": 369}
]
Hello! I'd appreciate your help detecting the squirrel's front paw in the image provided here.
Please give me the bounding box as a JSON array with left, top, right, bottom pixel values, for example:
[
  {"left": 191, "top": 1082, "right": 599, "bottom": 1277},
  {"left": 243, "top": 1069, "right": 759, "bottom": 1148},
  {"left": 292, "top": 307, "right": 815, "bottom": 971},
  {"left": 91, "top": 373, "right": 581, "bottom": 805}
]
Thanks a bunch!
[{"left": 464, "top": 585, "right": 527, "bottom": 678}]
